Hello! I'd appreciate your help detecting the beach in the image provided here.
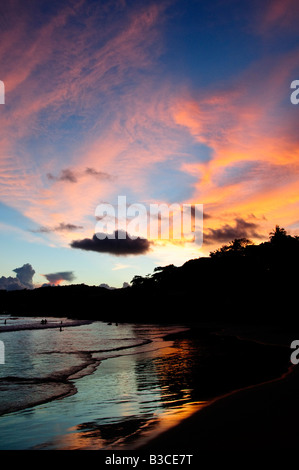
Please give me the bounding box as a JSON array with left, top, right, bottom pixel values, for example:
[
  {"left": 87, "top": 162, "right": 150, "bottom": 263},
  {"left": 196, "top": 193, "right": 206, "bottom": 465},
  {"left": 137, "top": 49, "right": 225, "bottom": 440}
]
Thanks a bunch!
[
  {"left": 138, "top": 325, "right": 297, "bottom": 451},
  {"left": 138, "top": 366, "right": 299, "bottom": 451},
  {"left": 0, "top": 316, "right": 92, "bottom": 332},
  {"left": 0, "top": 318, "right": 197, "bottom": 449},
  {"left": 0, "top": 317, "right": 294, "bottom": 451}
]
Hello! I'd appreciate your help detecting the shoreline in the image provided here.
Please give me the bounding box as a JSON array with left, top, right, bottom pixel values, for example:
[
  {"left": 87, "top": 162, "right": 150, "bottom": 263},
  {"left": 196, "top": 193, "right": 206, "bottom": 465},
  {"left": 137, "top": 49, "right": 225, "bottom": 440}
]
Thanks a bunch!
[
  {"left": 0, "top": 318, "right": 93, "bottom": 333},
  {"left": 137, "top": 366, "right": 297, "bottom": 451},
  {"left": 137, "top": 326, "right": 296, "bottom": 451},
  {"left": 0, "top": 321, "right": 294, "bottom": 450},
  {"left": 0, "top": 322, "right": 195, "bottom": 450}
]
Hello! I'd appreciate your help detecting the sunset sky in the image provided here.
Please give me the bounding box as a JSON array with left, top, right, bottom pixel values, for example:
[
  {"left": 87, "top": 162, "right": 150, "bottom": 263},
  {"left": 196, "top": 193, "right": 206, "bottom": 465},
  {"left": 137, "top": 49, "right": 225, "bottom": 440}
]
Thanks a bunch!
[{"left": 0, "top": 0, "right": 299, "bottom": 289}]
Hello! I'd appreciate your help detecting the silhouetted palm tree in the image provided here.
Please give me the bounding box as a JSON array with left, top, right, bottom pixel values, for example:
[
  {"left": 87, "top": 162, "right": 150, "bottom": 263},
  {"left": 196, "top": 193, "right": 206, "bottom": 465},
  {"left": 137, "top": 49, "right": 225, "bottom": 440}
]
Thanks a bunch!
[
  {"left": 269, "top": 225, "right": 288, "bottom": 243},
  {"left": 210, "top": 238, "right": 253, "bottom": 257}
]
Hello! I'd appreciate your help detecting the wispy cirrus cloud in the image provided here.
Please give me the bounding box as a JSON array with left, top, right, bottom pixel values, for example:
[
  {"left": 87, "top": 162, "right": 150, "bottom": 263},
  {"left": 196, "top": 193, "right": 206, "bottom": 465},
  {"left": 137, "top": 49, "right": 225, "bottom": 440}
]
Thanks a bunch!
[
  {"left": 112, "top": 263, "right": 134, "bottom": 271},
  {"left": 170, "top": 45, "right": 299, "bottom": 240},
  {"left": 1, "top": 0, "right": 299, "bottom": 271},
  {"left": 253, "top": 0, "right": 299, "bottom": 35},
  {"left": 0, "top": 0, "right": 176, "bottom": 247}
]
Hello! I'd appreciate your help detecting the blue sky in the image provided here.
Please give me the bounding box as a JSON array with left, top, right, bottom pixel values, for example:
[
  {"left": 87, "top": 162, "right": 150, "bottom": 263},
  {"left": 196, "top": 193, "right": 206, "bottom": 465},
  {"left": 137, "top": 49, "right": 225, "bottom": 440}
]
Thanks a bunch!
[{"left": 0, "top": 0, "right": 299, "bottom": 289}]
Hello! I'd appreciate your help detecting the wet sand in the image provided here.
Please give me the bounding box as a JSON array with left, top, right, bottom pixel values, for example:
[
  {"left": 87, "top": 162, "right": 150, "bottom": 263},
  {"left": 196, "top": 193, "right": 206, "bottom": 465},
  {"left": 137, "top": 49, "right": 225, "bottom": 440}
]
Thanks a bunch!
[
  {"left": 138, "top": 325, "right": 298, "bottom": 451},
  {"left": 1, "top": 321, "right": 296, "bottom": 452},
  {"left": 0, "top": 318, "right": 92, "bottom": 332}
]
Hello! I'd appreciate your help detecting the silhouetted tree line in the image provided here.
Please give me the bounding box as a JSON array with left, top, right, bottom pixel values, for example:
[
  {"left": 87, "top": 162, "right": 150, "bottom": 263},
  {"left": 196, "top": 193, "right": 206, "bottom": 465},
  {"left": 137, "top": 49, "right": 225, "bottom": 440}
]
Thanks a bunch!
[
  {"left": 0, "top": 226, "right": 298, "bottom": 325},
  {"left": 130, "top": 225, "right": 299, "bottom": 324}
]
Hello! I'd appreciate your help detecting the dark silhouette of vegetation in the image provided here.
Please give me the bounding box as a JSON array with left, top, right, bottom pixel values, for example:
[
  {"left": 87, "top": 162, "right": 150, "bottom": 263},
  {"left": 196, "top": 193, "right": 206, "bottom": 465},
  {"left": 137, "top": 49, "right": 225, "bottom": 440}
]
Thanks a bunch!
[
  {"left": 0, "top": 225, "right": 298, "bottom": 325},
  {"left": 269, "top": 225, "right": 288, "bottom": 242},
  {"left": 209, "top": 238, "right": 254, "bottom": 258}
]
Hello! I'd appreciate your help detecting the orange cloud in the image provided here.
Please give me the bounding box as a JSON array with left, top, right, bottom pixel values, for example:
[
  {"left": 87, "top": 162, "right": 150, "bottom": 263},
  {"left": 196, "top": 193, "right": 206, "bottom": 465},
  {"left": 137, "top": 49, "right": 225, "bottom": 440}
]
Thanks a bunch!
[
  {"left": 167, "top": 48, "right": 299, "bottom": 249},
  {"left": 0, "top": 1, "right": 174, "bottom": 246},
  {"left": 1, "top": 0, "right": 298, "bottom": 266}
]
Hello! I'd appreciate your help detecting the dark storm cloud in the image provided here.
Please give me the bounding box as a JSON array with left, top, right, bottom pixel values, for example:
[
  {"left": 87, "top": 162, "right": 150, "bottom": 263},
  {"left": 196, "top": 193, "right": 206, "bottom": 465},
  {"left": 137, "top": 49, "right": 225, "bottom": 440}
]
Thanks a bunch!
[
  {"left": 0, "top": 263, "right": 35, "bottom": 290},
  {"left": 204, "top": 217, "right": 264, "bottom": 244},
  {"left": 70, "top": 230, "right": 152, "bottom": 256}
]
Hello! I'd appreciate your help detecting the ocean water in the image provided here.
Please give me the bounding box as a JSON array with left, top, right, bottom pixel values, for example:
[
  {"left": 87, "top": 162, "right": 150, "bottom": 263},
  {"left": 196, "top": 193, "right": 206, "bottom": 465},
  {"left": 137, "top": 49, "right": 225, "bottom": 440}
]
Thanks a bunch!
[{"left": 0, "top": 316, "right": 205, "bottom": 450}]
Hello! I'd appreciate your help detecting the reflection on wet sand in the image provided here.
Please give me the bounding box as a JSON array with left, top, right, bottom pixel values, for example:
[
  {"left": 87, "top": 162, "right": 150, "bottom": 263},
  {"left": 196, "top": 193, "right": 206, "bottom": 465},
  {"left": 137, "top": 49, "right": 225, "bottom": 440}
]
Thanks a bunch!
[
  {"left": 45, "top": 401, "right": 206, "bottom": 450},
  {"left": 38, "top": 338, "right": 208, "bottom": 450},
  {"left": 0, "top": 323, "right": 290, "bottom": 451}
]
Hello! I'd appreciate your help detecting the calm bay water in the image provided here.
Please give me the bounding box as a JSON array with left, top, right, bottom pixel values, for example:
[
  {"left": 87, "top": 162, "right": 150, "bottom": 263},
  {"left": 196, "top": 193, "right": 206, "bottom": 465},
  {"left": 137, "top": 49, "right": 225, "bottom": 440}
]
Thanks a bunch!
[{"left": 0, "top": 316, "right": 204, "bottom": 450}]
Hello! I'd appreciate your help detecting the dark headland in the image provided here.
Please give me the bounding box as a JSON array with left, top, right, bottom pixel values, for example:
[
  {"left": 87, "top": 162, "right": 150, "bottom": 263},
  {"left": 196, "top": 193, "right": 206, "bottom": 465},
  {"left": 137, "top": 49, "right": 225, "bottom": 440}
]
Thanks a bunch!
[
  {"left": 1, "top": 225, "right": 299, "bottom": 450},
  {"left": 1, "top": 225, "right": 298, "bottom": 328}
]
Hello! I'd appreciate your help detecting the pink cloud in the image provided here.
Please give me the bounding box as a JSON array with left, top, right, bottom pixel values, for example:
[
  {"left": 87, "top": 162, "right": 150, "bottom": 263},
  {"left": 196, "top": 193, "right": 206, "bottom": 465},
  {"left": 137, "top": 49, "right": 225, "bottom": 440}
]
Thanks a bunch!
[
  {"left": 1, "top": 0, "right": 298, "bottom": 259},
  {"left": 168, "top": 49, "right": 299, "bottom": 242},
  {"left": 254, "top": 0, "right": 299, "bottom": 35},
  {"left": 0, "top": 1, "right": 179, "bottom": 246}
]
